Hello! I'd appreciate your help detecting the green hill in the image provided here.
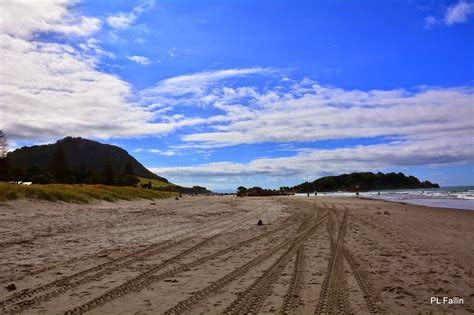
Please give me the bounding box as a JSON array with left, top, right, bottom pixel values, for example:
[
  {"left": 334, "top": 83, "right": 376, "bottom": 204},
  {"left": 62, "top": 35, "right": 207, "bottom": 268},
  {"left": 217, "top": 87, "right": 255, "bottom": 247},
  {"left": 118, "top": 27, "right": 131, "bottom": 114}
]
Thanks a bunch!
[
  {"left": 289, "top": 172, "right": 439, "bottom": 193},
  {"left": 6, "top": 137, "right": 168, "bottom": 183}
]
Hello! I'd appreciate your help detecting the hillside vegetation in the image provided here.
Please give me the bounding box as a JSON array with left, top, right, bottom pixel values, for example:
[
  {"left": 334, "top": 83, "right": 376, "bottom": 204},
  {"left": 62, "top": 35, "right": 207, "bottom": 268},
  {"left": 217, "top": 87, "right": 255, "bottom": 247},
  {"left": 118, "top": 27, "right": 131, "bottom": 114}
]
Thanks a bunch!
[{"left": 0, "top": 183, "right": 175, "bottom": 203}]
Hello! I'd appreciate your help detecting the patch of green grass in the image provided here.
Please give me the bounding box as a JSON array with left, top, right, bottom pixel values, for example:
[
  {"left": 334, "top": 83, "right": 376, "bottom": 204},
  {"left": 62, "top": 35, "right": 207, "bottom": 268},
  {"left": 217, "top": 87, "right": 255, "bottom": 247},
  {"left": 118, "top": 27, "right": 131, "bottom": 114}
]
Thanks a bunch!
[
  {"left": 137, "top": 177, "right": 176, "bottom": 188},
  {"left": 0, "top": 182, "right": 176, "bottom": 203}
]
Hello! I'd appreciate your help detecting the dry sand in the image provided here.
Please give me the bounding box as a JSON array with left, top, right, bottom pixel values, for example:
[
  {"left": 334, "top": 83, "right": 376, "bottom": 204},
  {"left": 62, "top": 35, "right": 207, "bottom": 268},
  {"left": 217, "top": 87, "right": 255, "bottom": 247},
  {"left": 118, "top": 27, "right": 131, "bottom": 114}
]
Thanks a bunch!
[{"left": 0, "top": 196, "right": 472, "bottom": 314}]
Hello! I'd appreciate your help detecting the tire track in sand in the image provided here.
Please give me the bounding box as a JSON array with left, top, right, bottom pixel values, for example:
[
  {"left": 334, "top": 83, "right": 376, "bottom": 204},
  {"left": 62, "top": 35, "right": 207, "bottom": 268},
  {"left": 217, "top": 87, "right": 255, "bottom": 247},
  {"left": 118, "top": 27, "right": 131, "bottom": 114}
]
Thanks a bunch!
[
  {"left": 314, "top": 207, "right": 351, "bottom": 315},
  {"left": 332, "top": 205, "right": 386, "bottom": 314},
  {"left": 280, "top": 245, "right": 304, "bottom": 314},
  {"left": 279, "top": 203, "right": 323, "bottom": 315},
  {"left": 162, "top": 210, "right": 319, "bottom": 315},
  {"left": 0, "top": 205, "right": 275, "bottom": 314},
  {"left": 222, "top": 212, "right": 328, "bottom": 315},
  {"left": 343, "top": 248, "right": 385, "bottom": 314},
  {"left": 62, "top": 214, "right": 300, "bottom": 315},
  {"left": 338, "top": 204, "right": 385, "bottom": 314}
]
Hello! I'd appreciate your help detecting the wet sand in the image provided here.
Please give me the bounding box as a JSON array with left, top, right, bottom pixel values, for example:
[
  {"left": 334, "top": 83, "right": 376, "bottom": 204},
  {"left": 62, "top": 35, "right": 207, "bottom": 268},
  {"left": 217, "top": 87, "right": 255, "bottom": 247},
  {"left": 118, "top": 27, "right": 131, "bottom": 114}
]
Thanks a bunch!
[{"left": 0, "top": 196, "right": 472, "bottom": 314}]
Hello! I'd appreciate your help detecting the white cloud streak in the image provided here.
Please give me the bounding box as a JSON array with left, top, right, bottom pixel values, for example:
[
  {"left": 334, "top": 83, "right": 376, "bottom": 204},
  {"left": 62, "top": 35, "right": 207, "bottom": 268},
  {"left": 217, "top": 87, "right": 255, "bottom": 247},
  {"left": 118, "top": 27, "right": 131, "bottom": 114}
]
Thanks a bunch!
[
  {"left": 128, "top": 55, "right": 152, "bottom": 65},
  {"left": 424, "top": 0, "right": 474, "bottom": 28},
  {"left": 106, "top": 0, "right": 155, "bottom": 30}
]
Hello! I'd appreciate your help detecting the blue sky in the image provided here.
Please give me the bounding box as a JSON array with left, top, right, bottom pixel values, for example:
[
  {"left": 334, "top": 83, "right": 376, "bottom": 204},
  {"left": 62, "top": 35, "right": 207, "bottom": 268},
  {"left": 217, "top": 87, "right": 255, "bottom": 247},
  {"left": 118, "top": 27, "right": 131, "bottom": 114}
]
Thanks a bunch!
[{"left": 1, "top": 0, "right": 473, "bottom": 191}]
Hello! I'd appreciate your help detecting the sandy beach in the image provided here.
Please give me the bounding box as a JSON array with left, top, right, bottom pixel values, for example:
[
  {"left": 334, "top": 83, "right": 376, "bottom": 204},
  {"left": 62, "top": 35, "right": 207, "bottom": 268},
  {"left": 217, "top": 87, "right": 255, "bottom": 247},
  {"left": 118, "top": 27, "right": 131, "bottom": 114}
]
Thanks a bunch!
[{"left": 0, "top": 196, "right": 472, "bottom": 314}]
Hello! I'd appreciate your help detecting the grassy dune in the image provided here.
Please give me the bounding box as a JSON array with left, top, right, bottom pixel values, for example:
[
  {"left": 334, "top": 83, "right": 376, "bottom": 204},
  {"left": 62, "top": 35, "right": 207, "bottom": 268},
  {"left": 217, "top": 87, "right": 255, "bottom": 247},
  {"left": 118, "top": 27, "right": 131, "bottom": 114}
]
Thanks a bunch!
[{"left": 0, "top": 182, "right": 176, "bottom": 203}]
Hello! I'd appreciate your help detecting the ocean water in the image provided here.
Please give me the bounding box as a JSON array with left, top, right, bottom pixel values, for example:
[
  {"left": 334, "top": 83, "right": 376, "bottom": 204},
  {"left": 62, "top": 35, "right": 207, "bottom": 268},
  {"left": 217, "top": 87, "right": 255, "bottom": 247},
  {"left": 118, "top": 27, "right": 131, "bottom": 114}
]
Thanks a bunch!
[{"left": 295, "top": 186, "right": 474, "bottom": 210}]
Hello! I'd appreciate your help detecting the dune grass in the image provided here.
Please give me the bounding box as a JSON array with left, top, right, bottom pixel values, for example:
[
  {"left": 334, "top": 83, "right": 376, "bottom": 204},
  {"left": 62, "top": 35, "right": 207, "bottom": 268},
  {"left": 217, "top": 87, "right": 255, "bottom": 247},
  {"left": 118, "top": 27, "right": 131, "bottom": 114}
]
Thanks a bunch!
[{"left": 0, "top": 182, "right": 176, "bottom": 203}]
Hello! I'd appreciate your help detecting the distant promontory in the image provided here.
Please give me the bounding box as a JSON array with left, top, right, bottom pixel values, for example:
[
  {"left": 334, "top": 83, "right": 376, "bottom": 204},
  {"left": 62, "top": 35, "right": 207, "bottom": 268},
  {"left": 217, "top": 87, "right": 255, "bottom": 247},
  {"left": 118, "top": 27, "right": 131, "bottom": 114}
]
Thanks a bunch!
[{"left": 288, "top": 172, "right": 439, "bottom": 193}]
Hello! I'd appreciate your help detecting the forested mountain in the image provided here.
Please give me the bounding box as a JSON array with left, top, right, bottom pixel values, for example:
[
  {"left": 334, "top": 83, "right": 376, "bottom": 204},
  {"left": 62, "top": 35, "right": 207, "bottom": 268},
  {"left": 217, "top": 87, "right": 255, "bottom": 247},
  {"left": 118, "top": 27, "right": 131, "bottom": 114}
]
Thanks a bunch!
[
  {"left": 289, "top": 172, "right": 439, "bottom": 193},
  {"left": 5, "top": 137, "right": 167, "bottom": 183}
]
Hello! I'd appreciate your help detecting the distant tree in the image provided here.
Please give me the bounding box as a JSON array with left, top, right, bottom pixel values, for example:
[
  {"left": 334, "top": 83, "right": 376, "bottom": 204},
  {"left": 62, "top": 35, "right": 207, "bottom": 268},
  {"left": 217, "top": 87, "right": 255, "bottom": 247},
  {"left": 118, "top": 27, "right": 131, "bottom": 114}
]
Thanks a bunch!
[
  {"left": 102, "top": 158, "right": 115, "bottom": 185},
  {"left": 237, "top": 186, "right": 247, "bottom": 193},
  {"left": 237, "top": 186, "right": 248, "bottom": 197},
  {"left": 50, "top": 143, "right": 70, "bottom": 183}
]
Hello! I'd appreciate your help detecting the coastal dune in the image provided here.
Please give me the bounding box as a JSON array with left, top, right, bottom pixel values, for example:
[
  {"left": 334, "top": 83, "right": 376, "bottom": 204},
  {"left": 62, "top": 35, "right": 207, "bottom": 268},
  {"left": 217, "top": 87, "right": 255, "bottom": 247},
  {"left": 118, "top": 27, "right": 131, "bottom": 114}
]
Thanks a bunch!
[{"left": 0, "top": 196, "right": 472, "bottom": 314}]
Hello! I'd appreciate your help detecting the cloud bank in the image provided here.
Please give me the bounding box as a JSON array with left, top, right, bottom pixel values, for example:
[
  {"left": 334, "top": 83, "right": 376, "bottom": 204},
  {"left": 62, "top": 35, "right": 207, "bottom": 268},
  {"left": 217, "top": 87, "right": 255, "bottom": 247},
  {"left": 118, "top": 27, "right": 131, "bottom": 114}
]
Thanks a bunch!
[{"left": 0, "top": 0, "right": 199, "bottom": 141}]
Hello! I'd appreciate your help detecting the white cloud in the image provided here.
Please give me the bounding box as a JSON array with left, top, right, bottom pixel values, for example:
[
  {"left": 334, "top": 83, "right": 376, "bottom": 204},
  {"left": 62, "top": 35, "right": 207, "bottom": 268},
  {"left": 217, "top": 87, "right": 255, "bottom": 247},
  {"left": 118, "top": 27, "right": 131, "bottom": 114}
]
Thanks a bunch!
[
  {"left": 106, "top": 0, "right": 155, "bottom": 30},
  {"left": 134, "top": 148, "right": 179, "bottom": 156},
  {"left": 140, "top": 67, "right": 275, "bottom": 110},
  {"left": 128, "top": 55, "right": 152, "bottom": 65},
  {"left": 425, "top": 1, "right": 474, "bottom": 28},
  {"left": 0, "top": 0, "right": 101, "bottom": 38},
  {"left": 148, "top": 149, "right": 178, "bottom": 156},
  {"left": 444, "top": 1, "right": 474, "bottom": 25}
]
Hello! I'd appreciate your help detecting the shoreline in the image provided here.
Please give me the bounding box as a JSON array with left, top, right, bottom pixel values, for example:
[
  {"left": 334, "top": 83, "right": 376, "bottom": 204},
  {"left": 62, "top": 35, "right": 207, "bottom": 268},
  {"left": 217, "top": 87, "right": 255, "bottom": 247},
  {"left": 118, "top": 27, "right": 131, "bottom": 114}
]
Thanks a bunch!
[
  {"left": 356, "top": 196, "right": 474, "bottom": 211},
  {"left": 294, "top": 194, "right": 474, "bottom": 211}
]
